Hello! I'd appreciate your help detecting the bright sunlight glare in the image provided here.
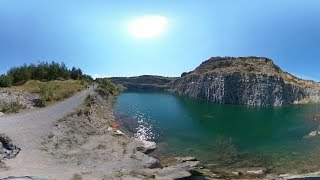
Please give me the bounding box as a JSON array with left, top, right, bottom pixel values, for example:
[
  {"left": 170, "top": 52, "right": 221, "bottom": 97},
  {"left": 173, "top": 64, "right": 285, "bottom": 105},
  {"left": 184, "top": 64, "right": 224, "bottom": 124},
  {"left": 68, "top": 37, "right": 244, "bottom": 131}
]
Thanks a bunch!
[{"left": 128, "top": 16, "right": 168, "bottom": 39}]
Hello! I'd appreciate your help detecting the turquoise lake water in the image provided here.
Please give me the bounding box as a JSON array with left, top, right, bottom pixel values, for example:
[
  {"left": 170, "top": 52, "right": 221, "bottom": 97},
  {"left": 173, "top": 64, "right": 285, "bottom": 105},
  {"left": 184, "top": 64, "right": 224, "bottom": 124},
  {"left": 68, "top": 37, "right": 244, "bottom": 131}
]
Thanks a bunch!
[{"left": 114, "top": 91, "right": 320, "bottom": 173}]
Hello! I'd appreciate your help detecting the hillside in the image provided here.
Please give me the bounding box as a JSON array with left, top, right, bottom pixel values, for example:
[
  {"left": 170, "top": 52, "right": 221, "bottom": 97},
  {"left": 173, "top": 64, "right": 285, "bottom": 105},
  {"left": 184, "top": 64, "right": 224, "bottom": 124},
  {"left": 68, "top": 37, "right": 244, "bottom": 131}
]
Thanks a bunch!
[
  {"left": 170, "top": 57, "right": 320, "bottom": 106},
  {"left": 110, "top": 75, "right": 177, "bottom": 91}
]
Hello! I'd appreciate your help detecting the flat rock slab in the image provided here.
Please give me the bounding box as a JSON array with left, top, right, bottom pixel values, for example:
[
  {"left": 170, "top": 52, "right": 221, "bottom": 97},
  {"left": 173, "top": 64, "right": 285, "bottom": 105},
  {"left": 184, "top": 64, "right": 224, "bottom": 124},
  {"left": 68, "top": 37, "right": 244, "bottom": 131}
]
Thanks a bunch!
[{"left": 175, "top": 156, "right": 197, "bottom": 162}]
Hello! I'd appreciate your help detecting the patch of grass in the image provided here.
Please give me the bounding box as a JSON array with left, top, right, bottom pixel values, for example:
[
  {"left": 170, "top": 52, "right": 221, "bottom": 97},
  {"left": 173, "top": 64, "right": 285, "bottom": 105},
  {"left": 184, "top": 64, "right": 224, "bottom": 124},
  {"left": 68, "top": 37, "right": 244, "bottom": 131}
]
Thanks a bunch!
[
  {"left": 1, "top": 80, "right": 87, "bottom": 107},
  {"left": 72, "top": 173, "right": 83, "bottom": 180},
  {"left": 0, "top": 101, "right": 26, "bottom": 113},
  {"left": 115, "top": 170, "right": 125, "bottom": 177}
]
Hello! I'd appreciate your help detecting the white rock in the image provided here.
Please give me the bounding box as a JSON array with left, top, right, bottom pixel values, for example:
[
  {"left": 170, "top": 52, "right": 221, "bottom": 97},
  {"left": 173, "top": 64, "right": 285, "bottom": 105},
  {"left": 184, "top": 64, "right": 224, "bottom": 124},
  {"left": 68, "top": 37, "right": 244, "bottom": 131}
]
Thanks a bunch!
[
  {"left": 139, "top": 140, "right": 157, "bottom": 153},
  {"left": 115, "top": 130, "right": 125, "bottom": 135},
  {"left": 309, "top": 131, "right": 319, "bottom": 137},
  {"left": 107, "top": 127, "right": 113, "bottom": 132},
  {"left": 0, "top": 112, "right": 4, "bottom": 117},
  {"left": 246, "top": 168, "right": 266, "bottom": 175},
  {"left": 175, "top": 156, "right": 197, "bottom": 162}
]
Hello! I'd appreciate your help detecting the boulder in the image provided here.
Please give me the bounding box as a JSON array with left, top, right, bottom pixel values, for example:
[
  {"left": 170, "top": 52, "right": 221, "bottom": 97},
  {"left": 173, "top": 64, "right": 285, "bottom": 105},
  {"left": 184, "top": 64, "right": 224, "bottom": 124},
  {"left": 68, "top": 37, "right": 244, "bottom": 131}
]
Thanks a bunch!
[
  {"left": 136, "top": 140, "right": 157, "bottom": 153},
  {"left": 143, "top": 157, "right": 161, "bottom": 169}
]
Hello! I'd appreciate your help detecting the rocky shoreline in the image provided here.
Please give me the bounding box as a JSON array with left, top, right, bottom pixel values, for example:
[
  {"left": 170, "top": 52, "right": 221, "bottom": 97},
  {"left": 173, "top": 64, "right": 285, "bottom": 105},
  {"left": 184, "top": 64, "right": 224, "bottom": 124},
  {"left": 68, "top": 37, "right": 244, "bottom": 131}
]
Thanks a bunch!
[
  {"left": 2, "top": 83, "right": 320, "bottom": 179},
  {"left": 38, "top": 87, "right": 201, "bottom": 179}
]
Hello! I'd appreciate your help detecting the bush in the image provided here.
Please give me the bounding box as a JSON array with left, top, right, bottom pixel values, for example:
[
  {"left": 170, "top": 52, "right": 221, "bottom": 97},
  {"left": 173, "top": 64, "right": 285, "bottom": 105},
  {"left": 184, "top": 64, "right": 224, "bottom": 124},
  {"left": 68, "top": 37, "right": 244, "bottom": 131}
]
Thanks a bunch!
[
  {"left": 96, "top": 78, "right": 119, "bottom": 94},
  {"left": 0, "top": 101, "right": 25, "bottom": 113},
  {"left": 33, "top": 97, "right": 47, "bottom": 107},
  {"left": 39, "top": 84, "right": 54, "bottom": 102}
]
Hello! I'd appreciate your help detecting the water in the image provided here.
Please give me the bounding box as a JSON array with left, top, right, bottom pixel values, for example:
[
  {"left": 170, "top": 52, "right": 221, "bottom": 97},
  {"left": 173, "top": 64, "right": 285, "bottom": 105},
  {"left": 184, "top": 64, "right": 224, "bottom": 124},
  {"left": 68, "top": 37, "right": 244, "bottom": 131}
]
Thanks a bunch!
[{"left": 114, "top": 91, "right": 320, "bottom": 173}]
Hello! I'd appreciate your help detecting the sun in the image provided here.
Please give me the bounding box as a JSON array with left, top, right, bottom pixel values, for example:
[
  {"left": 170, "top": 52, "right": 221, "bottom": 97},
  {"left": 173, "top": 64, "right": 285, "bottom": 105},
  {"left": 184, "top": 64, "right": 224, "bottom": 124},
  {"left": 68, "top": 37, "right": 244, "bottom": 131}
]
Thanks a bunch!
[{"left": 128, "top": 16, "right": 168, "bottom": 39}]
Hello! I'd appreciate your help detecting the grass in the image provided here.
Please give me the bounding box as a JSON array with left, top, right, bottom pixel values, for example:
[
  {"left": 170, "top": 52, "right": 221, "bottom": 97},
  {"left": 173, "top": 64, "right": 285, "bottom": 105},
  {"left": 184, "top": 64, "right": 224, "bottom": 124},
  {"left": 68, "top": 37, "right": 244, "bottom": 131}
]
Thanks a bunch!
[
  {"left": 72, "top": 173, "right": 83, "bottom": 180},
  {"left": 1, "top": 80, "right": 88, "bottom": 107}
]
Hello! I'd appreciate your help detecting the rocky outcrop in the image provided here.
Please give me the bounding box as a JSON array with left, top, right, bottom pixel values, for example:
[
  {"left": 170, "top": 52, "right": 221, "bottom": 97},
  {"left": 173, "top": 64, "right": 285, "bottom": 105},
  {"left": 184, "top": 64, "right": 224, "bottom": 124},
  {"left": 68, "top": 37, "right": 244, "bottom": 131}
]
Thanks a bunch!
[
  {"left": 132, "top": 157, "right": 200, "bottom": 179},
  {"left": 0, "top": 133, "right": 20, "bottom": 160},
  {"left": 170, "top": 57, "right": 320, "bottom": 106},
  {"left": 110, "top": 75, "right": 177, "bottom": 91}
]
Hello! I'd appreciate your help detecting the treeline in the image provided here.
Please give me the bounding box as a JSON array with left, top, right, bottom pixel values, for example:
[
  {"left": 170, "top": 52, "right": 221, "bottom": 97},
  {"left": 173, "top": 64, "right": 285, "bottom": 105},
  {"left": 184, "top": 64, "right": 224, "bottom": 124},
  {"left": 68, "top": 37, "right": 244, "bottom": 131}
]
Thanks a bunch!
[{"left": 0, "top": 61, "right": 93, "bottom": 87}]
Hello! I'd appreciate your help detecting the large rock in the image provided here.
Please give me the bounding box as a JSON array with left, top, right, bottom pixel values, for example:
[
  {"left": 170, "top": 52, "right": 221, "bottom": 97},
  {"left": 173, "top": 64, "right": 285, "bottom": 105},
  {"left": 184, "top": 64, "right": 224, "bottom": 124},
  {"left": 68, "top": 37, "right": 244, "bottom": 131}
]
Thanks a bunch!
[
  {"left": 136, "top": 140, "right": 157, "bottom": 153},
  {"left": 155, "top": 161, "right": 199, "bottom": 179},
  {"left": 143, "top": 157, "right": 161, "bottom": 169},
  {"left": 133, "top": 157, "right": 200, "bottom": 180},
  {"left": 170, "top": 57, "right": 320, "bottom": 106}
]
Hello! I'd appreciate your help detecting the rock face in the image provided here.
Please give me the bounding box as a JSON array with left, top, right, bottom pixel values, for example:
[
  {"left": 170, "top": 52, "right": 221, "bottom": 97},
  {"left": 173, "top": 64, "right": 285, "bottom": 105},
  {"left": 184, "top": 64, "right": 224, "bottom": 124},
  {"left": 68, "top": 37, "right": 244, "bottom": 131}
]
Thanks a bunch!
[
  {"left": 110, "top": 75, "right": 177, "bottom": 91},
  {"left": 170, "top": 57, "right": 320, "bottom": 106}
]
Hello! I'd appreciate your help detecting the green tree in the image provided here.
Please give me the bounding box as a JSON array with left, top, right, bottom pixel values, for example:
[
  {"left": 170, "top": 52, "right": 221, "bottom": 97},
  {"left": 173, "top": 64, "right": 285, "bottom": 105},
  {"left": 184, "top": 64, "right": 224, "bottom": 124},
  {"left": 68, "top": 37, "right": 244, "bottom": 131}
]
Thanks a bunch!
[{"left": 0, "top": 74, "right": 12, "bottom": 87}]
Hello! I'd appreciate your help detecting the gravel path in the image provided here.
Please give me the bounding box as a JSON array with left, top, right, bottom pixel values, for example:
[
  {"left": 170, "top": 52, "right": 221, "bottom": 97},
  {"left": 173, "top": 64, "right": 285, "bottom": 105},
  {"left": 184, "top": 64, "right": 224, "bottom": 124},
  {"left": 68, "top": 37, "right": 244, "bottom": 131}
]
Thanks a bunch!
[{"left": 0, "top": 86, "right": 96, "bottom": 179}]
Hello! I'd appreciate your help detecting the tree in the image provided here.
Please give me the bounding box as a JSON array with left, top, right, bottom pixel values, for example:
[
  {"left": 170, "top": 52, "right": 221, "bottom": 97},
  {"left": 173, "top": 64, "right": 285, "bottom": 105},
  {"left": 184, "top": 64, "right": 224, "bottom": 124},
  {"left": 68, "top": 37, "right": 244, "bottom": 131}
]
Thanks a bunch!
[
  {"left": 0, "top": 74, "right": 12, "bottom": 87},
  {"left": 70, "top": 67, "right": 82, "bottom": 80}
]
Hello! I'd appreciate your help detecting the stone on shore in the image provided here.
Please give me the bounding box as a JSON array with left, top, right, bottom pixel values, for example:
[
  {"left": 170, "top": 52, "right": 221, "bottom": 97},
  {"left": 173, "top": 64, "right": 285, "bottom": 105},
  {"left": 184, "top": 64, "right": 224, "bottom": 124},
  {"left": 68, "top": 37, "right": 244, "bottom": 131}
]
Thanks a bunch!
[
  {"left": 232, "top": 167, "right": 267, "bottom": 176},
  {"left": 133, "top": 157, "right": 200, "bottom": 180},
  {"left": 175, "top": 156, "right": 197, "bottom": 162},
  {"left": 308, "top": 131, "right": 320, "bottom": 137},
  {"left": 136, "top": 140, "right": 157, "bottom": 153},
  {"left": 115, "top": 130, "right": 125, "bottom": 135}
]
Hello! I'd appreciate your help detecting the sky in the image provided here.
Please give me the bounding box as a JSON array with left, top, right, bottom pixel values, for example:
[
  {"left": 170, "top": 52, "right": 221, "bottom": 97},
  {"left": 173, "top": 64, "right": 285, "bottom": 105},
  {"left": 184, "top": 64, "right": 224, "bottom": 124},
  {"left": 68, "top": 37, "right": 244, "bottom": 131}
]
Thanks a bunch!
[{"left": 0, "top": 1, "right": 320, "bottom": 80}]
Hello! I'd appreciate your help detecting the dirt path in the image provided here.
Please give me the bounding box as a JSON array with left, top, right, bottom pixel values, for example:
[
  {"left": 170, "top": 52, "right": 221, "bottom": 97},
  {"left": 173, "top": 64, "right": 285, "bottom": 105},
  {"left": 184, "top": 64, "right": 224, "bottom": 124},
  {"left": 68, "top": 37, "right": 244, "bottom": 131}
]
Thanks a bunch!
[{"left": 0, "top": 86, "right": 96, "bottom": 179}]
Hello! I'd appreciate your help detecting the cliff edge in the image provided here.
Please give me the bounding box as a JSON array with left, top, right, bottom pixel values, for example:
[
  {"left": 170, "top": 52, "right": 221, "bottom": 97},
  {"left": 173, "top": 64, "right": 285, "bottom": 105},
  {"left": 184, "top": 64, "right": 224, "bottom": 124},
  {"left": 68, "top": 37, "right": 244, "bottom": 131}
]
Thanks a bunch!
[{"left": 170, "top": 57, "right": 320, "bottom": 106}]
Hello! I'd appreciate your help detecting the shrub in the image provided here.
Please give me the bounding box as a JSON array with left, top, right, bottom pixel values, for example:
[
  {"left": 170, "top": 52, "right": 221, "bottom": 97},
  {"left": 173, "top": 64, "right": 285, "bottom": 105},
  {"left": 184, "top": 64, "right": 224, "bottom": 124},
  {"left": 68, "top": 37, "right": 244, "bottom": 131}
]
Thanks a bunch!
[
  {"left": 33, "top": 97, "right": 47, "bottom": 107},
  {"left": 96, "top": 78, "right": 119, "bottom": 94},
  {"left": 39, "top": 84, "right": 54, "bottom": 102},
  {"left": 0, "top": 101, "right": 25, "bottom": 113}
]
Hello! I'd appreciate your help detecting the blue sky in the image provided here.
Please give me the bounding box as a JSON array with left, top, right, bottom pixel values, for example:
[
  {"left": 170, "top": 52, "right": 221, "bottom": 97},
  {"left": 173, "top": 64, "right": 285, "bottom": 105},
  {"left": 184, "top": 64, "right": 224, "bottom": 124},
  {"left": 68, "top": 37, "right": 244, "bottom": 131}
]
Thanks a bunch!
[{"left": 0, "top": 1, "right": 320, "bottom": 80}]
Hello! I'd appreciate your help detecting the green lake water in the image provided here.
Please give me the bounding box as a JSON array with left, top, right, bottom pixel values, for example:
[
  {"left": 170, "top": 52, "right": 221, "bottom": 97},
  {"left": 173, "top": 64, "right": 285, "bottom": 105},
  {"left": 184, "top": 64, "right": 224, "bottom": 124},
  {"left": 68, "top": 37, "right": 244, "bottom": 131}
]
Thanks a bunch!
[{"left": 114, "top": 91, "right": 320, "bottom": 173}]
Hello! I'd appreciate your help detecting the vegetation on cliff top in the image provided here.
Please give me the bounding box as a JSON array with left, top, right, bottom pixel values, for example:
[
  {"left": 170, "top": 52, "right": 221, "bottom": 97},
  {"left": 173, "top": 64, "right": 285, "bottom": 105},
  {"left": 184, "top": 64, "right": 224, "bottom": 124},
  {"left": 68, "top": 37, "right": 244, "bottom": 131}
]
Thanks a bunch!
[
  {"left": 0, "top": 61, "right": 93, "bottom": 109},
  {"left": 182, "top": 56, "right": 318, "bottom": 87},
  {"left": 96, "top": 78, "right": 121, "bottom": 95},
  {"left": 0, "top": 61, "right": 92, "bottom": 88}
]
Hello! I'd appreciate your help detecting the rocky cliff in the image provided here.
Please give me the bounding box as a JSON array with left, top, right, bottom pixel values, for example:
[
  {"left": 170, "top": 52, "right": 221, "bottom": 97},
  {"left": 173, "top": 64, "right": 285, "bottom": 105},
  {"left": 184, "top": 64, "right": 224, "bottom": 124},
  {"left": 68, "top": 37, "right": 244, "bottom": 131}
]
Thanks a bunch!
[
  {"left": 170, "top": 57, "right": 320, "bottom": 106},
  {"left": 110, "top": 75, "right": 177, "bottom": 91}
]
